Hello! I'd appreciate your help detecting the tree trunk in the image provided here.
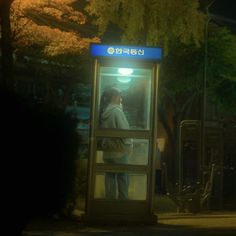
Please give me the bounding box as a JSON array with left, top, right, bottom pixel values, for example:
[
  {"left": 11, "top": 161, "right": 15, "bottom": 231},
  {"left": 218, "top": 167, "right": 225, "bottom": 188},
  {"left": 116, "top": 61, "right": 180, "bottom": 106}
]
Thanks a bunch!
[
  {"left": 0, "top": 0, "right": 14, "bottom": 89},
  {"left": 158, "top": 103, "right": 176, "bottom": 189},
  {"left": 158, "top": 93, "right": 198, "bottom": 193}
]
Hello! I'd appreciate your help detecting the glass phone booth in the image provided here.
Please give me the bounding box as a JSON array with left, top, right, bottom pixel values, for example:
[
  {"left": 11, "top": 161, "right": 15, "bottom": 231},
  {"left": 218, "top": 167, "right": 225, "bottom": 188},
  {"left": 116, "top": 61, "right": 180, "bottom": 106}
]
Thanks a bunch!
[{"left": 85, "top": 44, "right": 162, "bottom": 223}]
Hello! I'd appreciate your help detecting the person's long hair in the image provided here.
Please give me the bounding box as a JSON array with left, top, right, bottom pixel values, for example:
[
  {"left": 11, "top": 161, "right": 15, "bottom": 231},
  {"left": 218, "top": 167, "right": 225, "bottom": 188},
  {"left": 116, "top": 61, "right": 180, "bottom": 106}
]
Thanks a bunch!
[{"left": 99, "top": 87, "right": 121, "bottom": 126}]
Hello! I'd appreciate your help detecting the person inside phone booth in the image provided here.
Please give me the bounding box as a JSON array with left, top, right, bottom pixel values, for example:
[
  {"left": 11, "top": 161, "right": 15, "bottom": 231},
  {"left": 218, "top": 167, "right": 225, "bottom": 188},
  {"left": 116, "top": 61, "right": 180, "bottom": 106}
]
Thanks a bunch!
[{"left": 99, "top": 87, "right": 132, "bottom": 200}]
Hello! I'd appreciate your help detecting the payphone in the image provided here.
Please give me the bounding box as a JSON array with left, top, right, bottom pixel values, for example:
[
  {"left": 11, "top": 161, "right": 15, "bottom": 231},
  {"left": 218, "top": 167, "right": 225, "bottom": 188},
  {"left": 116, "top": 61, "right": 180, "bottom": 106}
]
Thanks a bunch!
[{"left": 85, "top": 44, "right": 162, "bottom": 223}]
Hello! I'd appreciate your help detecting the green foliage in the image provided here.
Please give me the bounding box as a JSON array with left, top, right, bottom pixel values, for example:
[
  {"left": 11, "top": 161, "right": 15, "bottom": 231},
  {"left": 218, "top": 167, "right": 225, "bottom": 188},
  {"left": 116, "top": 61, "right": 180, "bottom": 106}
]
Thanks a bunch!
[
  {"left": 206, "top": 24, "right": 236, "bottom": 116},
  {"left": 215, "top": 80, "right": 236, "bottom": 116},
  {"left": 86, "top": 0, "right": 205, "bottom": 54},
  {"left": 157, "top": 23, "right": 236, "bottom": 167},
  {"left": 160, "top": 43, "right": 203, "bottom": 98},
  {"left": 207, "top": 25, "right": 236, "bottom": 85},
  {"left": 159, "top": 23, "right": 236, "bottom": 113}
]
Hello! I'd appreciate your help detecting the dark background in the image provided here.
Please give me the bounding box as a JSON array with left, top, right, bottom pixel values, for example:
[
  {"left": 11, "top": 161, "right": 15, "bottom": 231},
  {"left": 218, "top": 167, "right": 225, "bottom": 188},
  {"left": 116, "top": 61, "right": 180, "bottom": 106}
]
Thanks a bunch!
[{"left": 1, "top": 88, "right": 80, "bottom": 235}]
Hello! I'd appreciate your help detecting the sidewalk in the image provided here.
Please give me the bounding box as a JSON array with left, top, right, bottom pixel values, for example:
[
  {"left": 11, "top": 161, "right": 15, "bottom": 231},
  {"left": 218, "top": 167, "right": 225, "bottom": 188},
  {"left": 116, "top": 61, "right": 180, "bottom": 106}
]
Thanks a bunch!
[{"left": 23, "top": 211, "right": 236, "bottom": 236}]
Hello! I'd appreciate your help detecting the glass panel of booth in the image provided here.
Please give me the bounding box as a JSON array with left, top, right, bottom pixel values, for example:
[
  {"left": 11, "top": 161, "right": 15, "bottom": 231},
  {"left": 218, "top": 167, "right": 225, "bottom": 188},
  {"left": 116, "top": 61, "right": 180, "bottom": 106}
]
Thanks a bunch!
[
  {"left": 94, "top": 172, "right": 147, "bottom": 200},
  {"left": 96, "top": 138, "right": 149, "bottom": 165},
  {"left": 97, "top": 66, "right": 152, "bottom": 131}
]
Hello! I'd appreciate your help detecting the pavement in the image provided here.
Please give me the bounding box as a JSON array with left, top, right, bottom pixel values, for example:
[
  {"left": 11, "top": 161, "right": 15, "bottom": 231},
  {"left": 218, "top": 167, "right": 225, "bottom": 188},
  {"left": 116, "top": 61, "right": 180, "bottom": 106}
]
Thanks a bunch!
[{"left": 23, "top": 211, "right": 236, "bottom": 236}]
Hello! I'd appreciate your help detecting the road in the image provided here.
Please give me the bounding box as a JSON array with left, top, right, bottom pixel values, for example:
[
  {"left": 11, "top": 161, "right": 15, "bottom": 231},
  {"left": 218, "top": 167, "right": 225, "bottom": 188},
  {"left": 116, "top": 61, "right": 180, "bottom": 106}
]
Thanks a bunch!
[{"left": 23, "top": 212, "right": 236, "bottom": 236}]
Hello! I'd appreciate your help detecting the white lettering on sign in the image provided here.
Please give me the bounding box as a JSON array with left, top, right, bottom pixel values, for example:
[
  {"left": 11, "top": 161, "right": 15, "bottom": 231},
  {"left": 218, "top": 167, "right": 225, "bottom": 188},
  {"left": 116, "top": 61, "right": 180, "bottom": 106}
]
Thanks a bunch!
[
  {"left": 107, "top": 47, "right": 145, "bottom": 56},
  {"left": 123, "top": 48, "right": 130, "bottom": 54},
  {"left": 115, "top": 48, "right": 122, "bottom": 54},
  {"left": 138, "top": 49, "right": 144, "bottom": 55},
  {"left": 107, "top": 47, "right": 115, "bottom": 54},
  {"left": 130, "top": 49, "right": 138, "bottom": 55}
]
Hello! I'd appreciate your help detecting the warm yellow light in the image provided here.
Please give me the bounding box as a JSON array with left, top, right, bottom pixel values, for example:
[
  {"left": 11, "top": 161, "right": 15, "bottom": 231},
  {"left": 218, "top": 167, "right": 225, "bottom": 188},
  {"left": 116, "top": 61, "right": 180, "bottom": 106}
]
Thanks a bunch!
[{"left": 157, "top": 138, "right": 165, "bottom": 152}]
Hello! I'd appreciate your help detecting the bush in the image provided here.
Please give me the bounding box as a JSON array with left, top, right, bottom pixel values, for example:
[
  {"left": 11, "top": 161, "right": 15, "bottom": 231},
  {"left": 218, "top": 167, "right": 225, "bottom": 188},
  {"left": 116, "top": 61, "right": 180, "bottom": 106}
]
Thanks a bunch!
[{"left": 1, "top": 87, "right": 81, "bottom": 235}]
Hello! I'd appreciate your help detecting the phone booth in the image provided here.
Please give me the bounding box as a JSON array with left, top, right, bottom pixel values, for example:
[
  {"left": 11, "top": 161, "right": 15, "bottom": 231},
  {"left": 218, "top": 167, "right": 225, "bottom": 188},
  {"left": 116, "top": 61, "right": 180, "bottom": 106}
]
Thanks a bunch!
[{"left": 85, "top": 44, "right": 162, "bottom": 224}]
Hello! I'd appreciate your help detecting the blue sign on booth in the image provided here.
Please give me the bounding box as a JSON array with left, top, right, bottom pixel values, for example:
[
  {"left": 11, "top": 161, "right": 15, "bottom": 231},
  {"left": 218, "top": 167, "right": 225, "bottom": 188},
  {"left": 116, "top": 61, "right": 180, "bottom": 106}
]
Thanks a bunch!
[{"left": 90, "top": 44, "right": 162, "bottom": 61}]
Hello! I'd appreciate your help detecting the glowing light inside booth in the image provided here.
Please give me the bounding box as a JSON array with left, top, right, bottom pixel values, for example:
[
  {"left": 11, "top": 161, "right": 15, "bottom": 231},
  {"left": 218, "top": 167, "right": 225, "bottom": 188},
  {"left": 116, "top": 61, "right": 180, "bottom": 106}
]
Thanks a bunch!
[
  {"left": 117, "top": 77, "right": 132, "bottom": 83},
  {"left": 118, "top": 68, "right": 133, "bottom": 76}
]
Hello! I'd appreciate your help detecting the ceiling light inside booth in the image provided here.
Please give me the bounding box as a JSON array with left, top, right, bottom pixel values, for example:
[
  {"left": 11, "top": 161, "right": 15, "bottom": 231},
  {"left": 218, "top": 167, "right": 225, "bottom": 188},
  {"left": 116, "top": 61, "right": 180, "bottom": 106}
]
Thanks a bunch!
[{"left": 118, "top": 68, "right": 134, "bottom": 76}]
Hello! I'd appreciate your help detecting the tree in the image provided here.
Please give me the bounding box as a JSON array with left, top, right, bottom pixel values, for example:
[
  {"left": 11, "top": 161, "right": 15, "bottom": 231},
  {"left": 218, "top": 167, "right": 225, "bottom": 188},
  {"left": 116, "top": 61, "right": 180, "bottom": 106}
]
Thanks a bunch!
[
  {"left": 8, "top": 0, "right": 100, "bottom": 106},
  {"left": 158, "top": 42, "right": 203, "bottom": 184},
  {"left": 0, "top": 0, "right": 14, "bottom": 89},
  {"left": 86, "top": 0, "right": 205, "bottom": 53},
  {"left": 1, "top": 1, "right": 97, "bottom": 223},
  {"left": 11, "top": 0, "right": 100, "bottom": 57},
  {"left": 158, "top": 23, "right": 236, "bottom": 190},
  {"left": 206, "top": 24, "right": 236, "bottom": 117}
]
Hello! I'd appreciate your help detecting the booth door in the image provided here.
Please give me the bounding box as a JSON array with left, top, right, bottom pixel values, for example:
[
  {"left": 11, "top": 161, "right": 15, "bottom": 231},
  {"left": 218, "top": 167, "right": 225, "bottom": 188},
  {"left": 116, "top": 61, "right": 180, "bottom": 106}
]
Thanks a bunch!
[{"left": 93, "top": 64, "right": 155, "bottom": 202}]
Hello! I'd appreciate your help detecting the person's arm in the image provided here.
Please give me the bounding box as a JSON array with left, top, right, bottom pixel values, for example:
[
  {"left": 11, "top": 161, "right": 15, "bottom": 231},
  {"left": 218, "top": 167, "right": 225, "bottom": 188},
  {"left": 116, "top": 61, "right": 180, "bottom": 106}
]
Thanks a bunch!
[
  {"left": 114, "top": 108, "right": 133, "bottom": 147},
  {"left": 114, "top": 108, "right": 130, "bottom": 130}
]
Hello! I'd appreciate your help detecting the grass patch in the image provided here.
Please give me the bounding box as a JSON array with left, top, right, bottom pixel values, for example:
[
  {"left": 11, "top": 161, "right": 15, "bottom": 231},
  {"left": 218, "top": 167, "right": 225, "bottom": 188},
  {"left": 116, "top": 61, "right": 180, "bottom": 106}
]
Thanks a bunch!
[{"left": 154, "top": 194, "right": 178, "bottom": 213}]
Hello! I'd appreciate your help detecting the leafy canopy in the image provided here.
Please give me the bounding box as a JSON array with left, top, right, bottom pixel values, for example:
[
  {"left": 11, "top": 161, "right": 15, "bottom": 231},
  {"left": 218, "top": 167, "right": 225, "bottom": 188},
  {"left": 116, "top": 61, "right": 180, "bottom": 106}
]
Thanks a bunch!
[
  {"left": 207, "top": 25, "right": 236, "bottom": 116},
  {"left": 159, "top": 24, "right": 236, "bottom": 117},
  {"left": 86, "top": 0, "right": 205, "bottom": 53},
  {"left": 10, "top": 0, "right": 100, "bottom": 57}
]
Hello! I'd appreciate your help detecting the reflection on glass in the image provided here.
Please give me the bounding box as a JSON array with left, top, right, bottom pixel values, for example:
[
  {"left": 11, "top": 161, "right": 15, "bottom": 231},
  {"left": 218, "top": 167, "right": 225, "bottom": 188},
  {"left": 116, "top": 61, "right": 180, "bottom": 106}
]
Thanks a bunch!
[
  {"left": 94, "top": 173, "right": 147, "bottom": 200},
  {"left": 98, "top": 67, "right": 152, "bottom": 130},
  {"left": 96, "top": 138, "right": 149, "bottom": 165}
]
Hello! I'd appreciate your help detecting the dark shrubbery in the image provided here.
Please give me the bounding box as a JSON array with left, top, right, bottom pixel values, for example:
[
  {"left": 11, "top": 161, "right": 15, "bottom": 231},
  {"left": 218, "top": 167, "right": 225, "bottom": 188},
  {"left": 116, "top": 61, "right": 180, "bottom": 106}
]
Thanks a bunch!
[{"left": 1, "top": 87, "right": 80, "bottom": 235}]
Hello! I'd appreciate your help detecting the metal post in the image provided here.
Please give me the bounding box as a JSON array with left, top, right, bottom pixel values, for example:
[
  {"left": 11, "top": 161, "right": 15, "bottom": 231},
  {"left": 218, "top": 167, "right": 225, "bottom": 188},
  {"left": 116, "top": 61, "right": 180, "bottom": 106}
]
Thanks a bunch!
[{"left": 202, "top": 0, "right": 216, "bottom": 170}]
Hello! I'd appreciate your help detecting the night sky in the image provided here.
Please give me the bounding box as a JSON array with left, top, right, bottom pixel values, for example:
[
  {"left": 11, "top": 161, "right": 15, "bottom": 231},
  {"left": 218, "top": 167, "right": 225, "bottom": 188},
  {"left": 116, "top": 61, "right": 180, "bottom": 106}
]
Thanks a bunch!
[{"left": 211, "top": 0, "right": 235, "bottom": 20}]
